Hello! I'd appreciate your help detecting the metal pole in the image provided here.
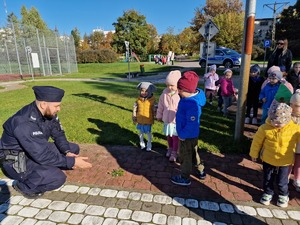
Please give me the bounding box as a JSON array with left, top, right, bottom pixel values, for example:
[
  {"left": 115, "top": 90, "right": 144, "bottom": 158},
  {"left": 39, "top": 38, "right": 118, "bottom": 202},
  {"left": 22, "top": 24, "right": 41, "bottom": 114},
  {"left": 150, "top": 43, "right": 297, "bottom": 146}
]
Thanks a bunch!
[
  {"left": 11, "top": 22, "right": 23, "bottom": 78},
  {"left": 4, "top": 41, "right": 12, "bottom": 74},
  {"left": 234, "top": 0, "right": 256, "bottom": 141},
  {"left": 55, "top": 32, "right": 62, "bottom": 75},
  {"left": 128, "top": 50, "right": 131, "bottom": 79},
  {"left": 36, "top": 29, "right": 45, "bottom": 76}
]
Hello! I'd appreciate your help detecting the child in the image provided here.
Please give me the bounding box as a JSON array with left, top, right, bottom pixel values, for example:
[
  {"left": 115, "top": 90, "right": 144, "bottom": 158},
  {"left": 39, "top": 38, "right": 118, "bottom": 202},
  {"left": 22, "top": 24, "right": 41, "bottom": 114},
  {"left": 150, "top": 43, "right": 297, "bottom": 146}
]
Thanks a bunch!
[
  {"left": 290, "top": 90, "right": 300, "bottom": 192},
  {"left": 203, "top": 64, "right": 219, "bottom": 105},
  {"left": 287, "top": 62, "right": 300, "bottom": 92},
  {"left": 216, "top": 69, "right": 236, "bottom": 117},
  {"left": 132, "top": 82, "right": 157, "bottom": 151},
  {"left": 249, "top": 100, "right": 300, "bottom": 208},
  {"left": 170, "top": 71, "right": 206, "bottom": 186},
  {"left": 245, "top": 64, "right": 264, "bottom": 125},
  {"left": 156, "top": 70, "right": 181, "bottom": 162},
  {"left": 259, "top": 70, "right": 282, "bottom": 124}
]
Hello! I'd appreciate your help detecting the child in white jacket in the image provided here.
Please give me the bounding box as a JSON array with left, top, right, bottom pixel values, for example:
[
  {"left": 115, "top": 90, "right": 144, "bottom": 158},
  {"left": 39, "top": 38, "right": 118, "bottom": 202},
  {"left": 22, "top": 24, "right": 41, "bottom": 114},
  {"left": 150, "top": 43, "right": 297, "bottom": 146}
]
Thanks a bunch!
[
  {"left": 156, "top": 70, "right": 181, "bottom": 162},
  {"left": 203, "top": 64, "right": 219, "bottom": 105}
]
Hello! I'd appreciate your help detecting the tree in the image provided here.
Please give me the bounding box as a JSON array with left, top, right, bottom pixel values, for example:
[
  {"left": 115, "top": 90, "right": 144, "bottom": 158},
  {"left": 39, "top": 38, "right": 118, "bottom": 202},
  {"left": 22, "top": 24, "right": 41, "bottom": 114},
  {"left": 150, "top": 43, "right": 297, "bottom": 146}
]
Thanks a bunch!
[
  {"left": 89, "top": 31, "right": 105, "bottom": 50},
  {"left": 20, "top": 6, "right": 48, "bottom": 32},
  {"left": 81, "top": 33, "right": 90, "bottom": 51},
  {"left": 102, "top": 31, "right": 114, "bottom": 50},
  {"left": 213, "top": 12, "right": 244, "bottom": 51},
  {"left": 159, "top": 27, "right": 181, "bottom": 54},
  {"left": 146, "top": 24, "right": 159, "bottom": 54},
  {"left": 178, "top": 27, "right": 198, "bottom": 55},
  {"left": 190, "top": 0, "right": 244, "bottom": 50},
  {"left": 276, "top": 1, "right": 300, "bottom": 56},
  {"left": 113, "top": 10, "right": 151, "bottom": 55},
  {"left": 71, "top": 27, "right": 81, "bottom": 49}
]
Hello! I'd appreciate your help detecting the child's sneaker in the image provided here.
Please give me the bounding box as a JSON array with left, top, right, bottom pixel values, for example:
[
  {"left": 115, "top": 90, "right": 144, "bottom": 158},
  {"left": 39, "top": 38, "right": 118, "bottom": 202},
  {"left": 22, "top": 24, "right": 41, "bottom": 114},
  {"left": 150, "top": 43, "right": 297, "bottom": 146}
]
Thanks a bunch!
[
  {"left": 140, "top": 141, "right": 145, "bottom": 149},
  {"left": 170, "top": 175, "right": 191, "bottom": 186},
  {"left": 166, "top": 149, "right": 172, "bottom": 157},
  {"left": 252, "top": 117, "right": 258, "bottom": 125},
  {"left": 146, "top": 142, "right": 152, "bottom": 151},
  {"left": 198, "top": 170, "right": 207, "bottom": 180},
  {"left": 293, "top": 180, "right": 300, "bottom": 192},
  {"left": 260, "top": 193, "right": 273, "bottom": 206},
  {"left": 244, "top": 117, "right": 251, "bottom": 124},
  {"left": 277, "top": 195, "right": 289, "bottom": 208},
  {"left": 169, "top": 152, "right": 177, "bottom": 162}
]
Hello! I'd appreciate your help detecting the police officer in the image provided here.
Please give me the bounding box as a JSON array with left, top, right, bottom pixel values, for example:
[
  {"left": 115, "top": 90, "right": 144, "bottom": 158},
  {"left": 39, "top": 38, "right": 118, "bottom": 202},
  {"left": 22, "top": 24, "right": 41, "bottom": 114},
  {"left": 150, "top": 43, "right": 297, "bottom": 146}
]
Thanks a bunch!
[{"left": 0, "top": 86, "right": 92, "bottom": 198}]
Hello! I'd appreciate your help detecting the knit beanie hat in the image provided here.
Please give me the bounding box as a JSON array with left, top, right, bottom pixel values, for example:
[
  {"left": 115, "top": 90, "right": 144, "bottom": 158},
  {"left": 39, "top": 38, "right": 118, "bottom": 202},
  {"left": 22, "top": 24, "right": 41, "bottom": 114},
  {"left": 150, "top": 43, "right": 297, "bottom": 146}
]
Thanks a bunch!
[
  {"left": 267, "top": 66, "right": 280, "bottom": 75},
  {"left": 137, "top": 82, "right": 157, "bottom": 98},
  {"left": 177, "top": 71, "right": 199, "bottom": 93},
  {"left": 209, "top": 65, "right": 217, "bottom": 72},
  {"left": 224, "top": 69, "right": 233, "bottom": 75},
  {"left": 250, "top": 64, "right": 260, "bottom": 74},
  {"left": 165, "top": 70, "right": 181, "bottom": 86},
  {"left": 290, "top": 89, "right": 300, "bottom": 104},
  {"left": 268, "top": 100, "right": 292, "bottom": 124},
  {"left": 268, "top": 70, "right": 282, "bottom": 80},
  {"left": 275, "top": 84, "right": 293, "bottom": 103}
]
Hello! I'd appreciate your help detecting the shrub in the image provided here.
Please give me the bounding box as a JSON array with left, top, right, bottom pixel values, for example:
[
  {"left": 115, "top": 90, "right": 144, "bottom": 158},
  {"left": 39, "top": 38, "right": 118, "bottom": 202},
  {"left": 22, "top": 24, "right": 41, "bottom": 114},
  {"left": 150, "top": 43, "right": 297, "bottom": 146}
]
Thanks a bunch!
[
  {"left": 77, "top": 49, "right": 118, "bottom": 63},
  {"left": 251, "top": 45, "right": 265, "bottom": 60}
]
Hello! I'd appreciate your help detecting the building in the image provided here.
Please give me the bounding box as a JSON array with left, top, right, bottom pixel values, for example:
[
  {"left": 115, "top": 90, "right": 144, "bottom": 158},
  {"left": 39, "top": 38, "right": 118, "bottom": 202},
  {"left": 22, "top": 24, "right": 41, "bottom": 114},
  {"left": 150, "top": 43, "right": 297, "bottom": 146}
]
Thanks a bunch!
[
  {"left": 253, "top": 18, "right": 273, "bottom": 47},
  {"left": 92, "top": 28, "right": 115, "bottom": 37}
]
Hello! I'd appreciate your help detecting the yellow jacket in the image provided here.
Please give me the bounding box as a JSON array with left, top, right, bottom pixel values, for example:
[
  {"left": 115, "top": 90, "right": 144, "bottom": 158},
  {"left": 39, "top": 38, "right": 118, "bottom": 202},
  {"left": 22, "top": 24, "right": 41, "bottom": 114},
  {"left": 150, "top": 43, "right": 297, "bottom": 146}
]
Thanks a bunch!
[
  {"left": 249, "top": 118, "right": 300, "bottom": 166},
  {"left": 135, "top": 95, "right": 155, "bottom": 125}
]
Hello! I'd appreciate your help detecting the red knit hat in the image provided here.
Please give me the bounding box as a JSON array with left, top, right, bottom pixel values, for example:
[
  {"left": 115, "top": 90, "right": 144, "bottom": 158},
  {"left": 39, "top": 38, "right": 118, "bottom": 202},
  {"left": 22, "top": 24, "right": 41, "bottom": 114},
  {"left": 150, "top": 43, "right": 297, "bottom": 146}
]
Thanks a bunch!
[{"left": 177, "top": 71, "right": 199, "bottom": 93}]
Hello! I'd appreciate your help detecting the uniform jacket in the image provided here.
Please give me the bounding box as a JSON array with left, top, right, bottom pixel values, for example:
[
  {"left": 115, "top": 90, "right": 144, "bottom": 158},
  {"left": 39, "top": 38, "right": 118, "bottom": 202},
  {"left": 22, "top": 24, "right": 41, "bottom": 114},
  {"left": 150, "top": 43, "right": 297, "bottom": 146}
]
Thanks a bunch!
[
  {"left": 217, "top": 78, "right": 235, "bottom": 97},
  {"left": 135, "top": 95, "right": 155, "bottom": 125},
  {"left": 249, "top": 118, "right": 300, "bottom": 166},
  {"left": 204, "top": 72, "right": 219, "bottom": 91},
  {"left": 259, "top": 82, "right": 280, "bottom": 110},
  {"left": 156, "top": 88, "right": 180, "bottom": 124},
  {"left": 176, "top": 88, "right": 206, "bottom": 139},
  {"left": 0, "top": 102, "right": 74, "bottom": 169}
]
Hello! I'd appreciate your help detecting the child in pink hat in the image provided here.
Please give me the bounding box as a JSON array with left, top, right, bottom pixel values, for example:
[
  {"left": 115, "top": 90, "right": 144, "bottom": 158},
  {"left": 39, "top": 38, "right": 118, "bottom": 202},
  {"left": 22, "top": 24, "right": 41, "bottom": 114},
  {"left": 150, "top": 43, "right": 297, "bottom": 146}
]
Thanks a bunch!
[{"left": 156, "top": 70, "right": 181, "bottom": 162}]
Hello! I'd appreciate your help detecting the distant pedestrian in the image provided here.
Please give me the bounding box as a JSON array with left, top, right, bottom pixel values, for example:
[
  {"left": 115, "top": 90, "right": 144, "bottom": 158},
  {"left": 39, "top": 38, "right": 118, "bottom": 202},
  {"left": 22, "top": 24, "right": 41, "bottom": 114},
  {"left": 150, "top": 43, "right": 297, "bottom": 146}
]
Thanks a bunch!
[
  {"left": 265, "top": 38, "right": 293, "bottom": 76},
  {"left": 156, "top": 70, "right": 181, "bottom": 162},
  {"left": 170, "top": 71, "right": 206, "bottom": 186},
  {"left": 203, "top": 64, "right": 219, "bottom": 105},
  {"left": 215, "top": 69, "right": 237, "bottom": 117},
  {"left": 132, "top": 82, "right": 157, "bottom": 151},
  {"left": 286, "top": 62, "right": 300, "bottom": 92},
  {"left": 245, "top": 64, "right": 264, "bottom": 125},
  {"left": 250, "top": 101, "right": 300, "bottom": 208}
]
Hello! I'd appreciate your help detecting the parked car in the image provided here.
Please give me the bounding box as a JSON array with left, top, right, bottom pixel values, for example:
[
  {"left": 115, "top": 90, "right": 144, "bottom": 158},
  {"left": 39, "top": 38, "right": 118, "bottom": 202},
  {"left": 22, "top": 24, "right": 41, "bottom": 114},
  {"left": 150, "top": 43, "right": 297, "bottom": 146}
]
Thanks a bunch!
[{"left": 199, "top": 47, "right": 241, "bottom": 68}]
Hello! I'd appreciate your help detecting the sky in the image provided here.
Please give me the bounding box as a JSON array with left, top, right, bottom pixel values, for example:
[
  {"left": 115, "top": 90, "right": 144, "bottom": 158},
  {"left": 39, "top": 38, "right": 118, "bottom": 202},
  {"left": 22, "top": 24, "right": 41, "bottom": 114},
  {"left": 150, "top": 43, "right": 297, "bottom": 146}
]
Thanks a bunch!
[{"left": 0, "top": 0, "right": 297, "bottom": 37}]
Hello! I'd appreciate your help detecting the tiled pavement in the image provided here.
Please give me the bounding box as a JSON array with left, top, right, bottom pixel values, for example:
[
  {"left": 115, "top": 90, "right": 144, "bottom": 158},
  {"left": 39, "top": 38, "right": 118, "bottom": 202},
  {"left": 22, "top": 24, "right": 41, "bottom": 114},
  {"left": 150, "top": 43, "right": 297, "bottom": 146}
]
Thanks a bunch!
[{"left": 0, "top": 144, "right": 299, "bottom": 224}]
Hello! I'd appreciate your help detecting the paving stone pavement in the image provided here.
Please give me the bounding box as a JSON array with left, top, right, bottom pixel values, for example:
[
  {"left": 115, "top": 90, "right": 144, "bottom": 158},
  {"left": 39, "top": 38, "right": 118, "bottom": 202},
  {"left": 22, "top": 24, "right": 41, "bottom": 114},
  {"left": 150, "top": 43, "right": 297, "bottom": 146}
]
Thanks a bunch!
[{"left": 0, "top": 145, "right": 300, "bottom": 225}]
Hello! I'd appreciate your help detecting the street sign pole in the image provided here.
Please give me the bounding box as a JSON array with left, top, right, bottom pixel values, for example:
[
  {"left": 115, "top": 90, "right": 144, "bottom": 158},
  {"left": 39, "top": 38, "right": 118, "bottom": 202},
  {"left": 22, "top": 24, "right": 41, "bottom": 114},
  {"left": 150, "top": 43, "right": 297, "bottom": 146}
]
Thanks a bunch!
[
  {"left": 124, "top": 41, "right": 130, "bottom": 79},
  {"left": 263, "top": 39, "right": 271, "bottom": 70}
]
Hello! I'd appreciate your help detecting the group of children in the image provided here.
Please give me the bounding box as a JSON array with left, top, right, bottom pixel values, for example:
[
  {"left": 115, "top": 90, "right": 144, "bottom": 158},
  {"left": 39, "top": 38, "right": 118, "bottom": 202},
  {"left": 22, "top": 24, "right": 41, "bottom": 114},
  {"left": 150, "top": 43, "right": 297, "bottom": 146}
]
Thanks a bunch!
[
  {"left": 132, "top": 64, "right": 300, "bottom": 208},
  {"left": 132, "top": 70, "right": 206, "bottom": 186}
]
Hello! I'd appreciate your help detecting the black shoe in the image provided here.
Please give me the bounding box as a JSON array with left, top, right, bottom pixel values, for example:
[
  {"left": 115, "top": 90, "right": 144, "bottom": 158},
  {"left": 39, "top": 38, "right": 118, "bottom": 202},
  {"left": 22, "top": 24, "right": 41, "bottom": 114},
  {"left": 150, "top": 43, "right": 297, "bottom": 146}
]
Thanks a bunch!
[
  {"left": 13, "top": 182, "right": 44, "bottom": 199},
  {"left": 198, "top": 170, "right": 207, "bottom": 180}
]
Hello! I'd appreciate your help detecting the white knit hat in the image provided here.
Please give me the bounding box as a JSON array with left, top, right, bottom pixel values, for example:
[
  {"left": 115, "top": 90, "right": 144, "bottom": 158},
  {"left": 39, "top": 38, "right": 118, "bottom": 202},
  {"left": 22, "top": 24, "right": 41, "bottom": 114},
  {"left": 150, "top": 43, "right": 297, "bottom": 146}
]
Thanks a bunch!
[
  {"left": 290, "top": 89, "right": 300, "bottom": 104},
  {"left": 165, "top": 70, "right": 181, "bottom": 86}
]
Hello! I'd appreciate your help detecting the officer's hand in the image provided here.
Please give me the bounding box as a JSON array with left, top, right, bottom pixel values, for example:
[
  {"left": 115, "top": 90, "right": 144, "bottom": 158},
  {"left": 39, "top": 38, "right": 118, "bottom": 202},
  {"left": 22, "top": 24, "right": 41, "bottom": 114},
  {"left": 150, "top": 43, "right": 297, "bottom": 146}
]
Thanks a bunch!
[
  {"left": 73, "top": 157, "right": 92, "bottom": 169},
  {"left": 66, "top": 152, "right": 78, "bottom": 157}
]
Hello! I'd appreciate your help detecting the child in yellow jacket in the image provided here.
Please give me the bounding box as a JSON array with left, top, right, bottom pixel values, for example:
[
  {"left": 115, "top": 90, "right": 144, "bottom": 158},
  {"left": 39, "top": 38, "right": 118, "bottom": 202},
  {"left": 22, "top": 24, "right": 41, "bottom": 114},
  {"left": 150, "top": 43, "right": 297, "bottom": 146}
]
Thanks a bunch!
[
  {"left": 249, "top": 100, "right": 300, "bottom": 208},
  {"left": 133, "top": 82, "right": 157, "bottom": 151}
]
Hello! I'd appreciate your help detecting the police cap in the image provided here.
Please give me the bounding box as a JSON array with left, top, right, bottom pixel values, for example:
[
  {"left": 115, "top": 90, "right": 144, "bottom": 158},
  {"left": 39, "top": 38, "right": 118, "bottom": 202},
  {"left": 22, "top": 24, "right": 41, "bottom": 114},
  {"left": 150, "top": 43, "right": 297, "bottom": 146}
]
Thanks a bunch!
[{"left": 32, "top": 86, "right": 65, "bottom": 102}]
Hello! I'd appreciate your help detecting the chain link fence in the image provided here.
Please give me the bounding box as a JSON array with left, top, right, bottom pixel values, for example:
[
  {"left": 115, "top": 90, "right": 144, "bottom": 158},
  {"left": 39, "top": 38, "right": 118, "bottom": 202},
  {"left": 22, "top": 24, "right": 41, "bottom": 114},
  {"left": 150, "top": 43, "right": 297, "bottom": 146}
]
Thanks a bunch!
[{"left": 0, "top": 23, "right": 77, "bottom": 78}]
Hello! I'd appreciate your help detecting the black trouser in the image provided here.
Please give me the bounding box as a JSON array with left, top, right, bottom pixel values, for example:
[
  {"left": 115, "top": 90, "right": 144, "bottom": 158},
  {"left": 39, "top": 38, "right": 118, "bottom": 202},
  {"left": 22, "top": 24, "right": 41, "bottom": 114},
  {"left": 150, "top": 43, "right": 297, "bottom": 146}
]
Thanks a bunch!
[
  {"left": 2, "top": 142, "right": 79, "bottom": 194},
  {"left": 263, "top": 162, "right": 289, "bottom": 196}
]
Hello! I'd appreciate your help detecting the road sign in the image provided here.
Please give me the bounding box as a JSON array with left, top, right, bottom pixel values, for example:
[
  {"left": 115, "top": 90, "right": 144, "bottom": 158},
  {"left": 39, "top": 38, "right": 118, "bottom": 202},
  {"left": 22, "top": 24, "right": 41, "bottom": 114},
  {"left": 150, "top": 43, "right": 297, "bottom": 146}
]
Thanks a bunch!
[
  {"left": 200, "top": 42, "right": 216, "bottom": 58},
  {"left": 25, "top": 46, "right": 32, "bottom": 53},
  {"left": 264, "top": 39, "right": 271, "bottom": 48},
  {"left": 124, "top": 41, "right": 129, "bottom": 51},
  {"left": 199, "top": 19, "right": 219, "bottom": 41}
]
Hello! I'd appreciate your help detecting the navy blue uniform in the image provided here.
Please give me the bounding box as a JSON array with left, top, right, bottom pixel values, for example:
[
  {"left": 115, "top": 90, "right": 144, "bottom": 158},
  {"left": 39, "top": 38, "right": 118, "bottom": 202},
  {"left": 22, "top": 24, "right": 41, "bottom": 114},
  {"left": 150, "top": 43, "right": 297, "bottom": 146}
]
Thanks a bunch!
[{"left": 0, "top": 101, "right": 79, "bottom": 194}]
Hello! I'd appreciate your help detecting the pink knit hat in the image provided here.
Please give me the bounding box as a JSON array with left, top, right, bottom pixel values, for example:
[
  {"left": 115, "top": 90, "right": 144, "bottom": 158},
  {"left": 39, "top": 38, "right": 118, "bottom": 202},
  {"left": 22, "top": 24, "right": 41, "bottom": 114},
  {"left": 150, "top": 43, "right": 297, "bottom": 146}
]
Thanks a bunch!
[
  {"left": 267, "top": 66, "right": 280, "bottom": 75},
  {"left": 177, "top": 71, "right": 199, "bottom": 93},
  {"left": 165, "top": 70, "right": 182, "bottom": 86}
]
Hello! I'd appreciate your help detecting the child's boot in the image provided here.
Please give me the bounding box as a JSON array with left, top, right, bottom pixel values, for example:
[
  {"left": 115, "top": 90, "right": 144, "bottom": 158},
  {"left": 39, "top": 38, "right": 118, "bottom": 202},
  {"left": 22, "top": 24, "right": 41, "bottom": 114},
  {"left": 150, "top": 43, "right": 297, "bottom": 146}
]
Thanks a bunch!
[
  {"left": 139, "top": 133, "right": 145, "bottom": 149},
  {"left": 166, "top": 149, "right": 172, "bottom": 157},
  {"left": 146, "top": 133, "right": 152, "bottom": 151}
]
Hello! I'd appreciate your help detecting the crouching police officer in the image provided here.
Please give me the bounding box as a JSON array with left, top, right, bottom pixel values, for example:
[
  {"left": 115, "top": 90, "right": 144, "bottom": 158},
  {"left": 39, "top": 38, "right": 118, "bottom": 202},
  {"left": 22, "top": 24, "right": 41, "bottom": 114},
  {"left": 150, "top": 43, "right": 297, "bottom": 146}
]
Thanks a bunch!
[{"left": 0, "top": 86, "right": 92, "bottom": 198}]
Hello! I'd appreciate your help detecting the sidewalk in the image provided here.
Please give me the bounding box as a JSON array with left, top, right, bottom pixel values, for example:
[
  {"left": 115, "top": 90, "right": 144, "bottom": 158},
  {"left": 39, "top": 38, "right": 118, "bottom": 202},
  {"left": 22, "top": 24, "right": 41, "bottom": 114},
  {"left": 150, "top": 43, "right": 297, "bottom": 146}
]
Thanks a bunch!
[{"left": 0, "top": 144, "right": 300, "bottom": 225}]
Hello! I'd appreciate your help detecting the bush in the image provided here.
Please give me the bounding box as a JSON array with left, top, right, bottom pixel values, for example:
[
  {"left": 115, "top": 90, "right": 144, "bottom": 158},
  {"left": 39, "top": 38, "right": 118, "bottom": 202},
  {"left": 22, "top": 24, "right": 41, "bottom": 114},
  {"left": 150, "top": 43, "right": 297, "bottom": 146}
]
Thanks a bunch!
[
  {"left": 251, "top": 45, "right": 265, "bottom": 60},
  {"left": 77, "top": 49, "right": 118, "bottom": 63}
]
